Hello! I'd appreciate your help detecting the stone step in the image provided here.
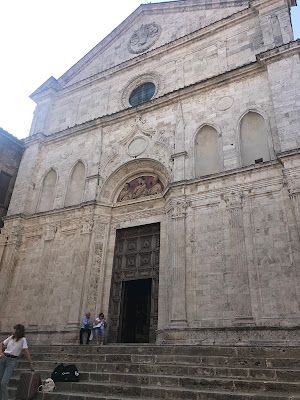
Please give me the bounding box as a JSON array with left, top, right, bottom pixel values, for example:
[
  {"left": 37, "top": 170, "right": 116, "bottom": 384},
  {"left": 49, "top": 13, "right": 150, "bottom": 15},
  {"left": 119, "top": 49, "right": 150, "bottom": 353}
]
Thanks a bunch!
[
  {"left": 8, "top": 386, "right": 300, "bottom": 400},
  {"left": 27, "top": 344, "right": 300, "bottom": 359},
  {"left": 35, "top": 380, "right": 300, "bottom": 399},
  {"left": 23, "top": 354, "right": 300, "bottom": 370},
  {"left": 47, "top": 376, "right": 300, "bottom": 395},
  {"left": 9, "top": 370, "right": 300, "bottom": 396},
  {"left": 35, "top": 390, "right": 300, "bottom": 400},
  {"left": 9, "top": 345, "right": 300, "bottom": 400},
  {"left": 13, "top": 362, "right": 300, "bottom": 382}
]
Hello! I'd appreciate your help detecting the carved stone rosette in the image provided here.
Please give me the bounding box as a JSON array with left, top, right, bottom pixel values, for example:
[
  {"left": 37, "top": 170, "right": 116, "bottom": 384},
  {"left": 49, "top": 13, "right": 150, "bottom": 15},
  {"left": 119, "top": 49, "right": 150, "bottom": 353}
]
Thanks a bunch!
[
  {"left": 225, "top": 192, "right": 253, "bottom": 323},
  {"left": 128, "top": 23, "right": 161, "bottom": 54}
]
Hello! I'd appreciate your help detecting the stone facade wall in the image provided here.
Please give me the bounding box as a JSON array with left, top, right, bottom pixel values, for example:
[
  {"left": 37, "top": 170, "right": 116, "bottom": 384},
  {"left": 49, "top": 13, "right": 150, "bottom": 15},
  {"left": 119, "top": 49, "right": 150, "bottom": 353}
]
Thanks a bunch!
[
  {"left": 1, "top": 0, "right": 300, "bottom": 345},
  {"left": 29, "top": 1, "right": 293, "bottom": 138}
]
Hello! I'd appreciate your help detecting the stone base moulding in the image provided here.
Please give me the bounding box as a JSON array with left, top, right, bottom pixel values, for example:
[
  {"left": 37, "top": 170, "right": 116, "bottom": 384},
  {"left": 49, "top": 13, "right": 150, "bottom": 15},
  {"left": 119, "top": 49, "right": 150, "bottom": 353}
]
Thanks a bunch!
[
  {"left": 156, "top": 326, "right": 300, "bottom": 346},
  {"left": 1, "top": 326, "right": 299, "bottom": 347}
]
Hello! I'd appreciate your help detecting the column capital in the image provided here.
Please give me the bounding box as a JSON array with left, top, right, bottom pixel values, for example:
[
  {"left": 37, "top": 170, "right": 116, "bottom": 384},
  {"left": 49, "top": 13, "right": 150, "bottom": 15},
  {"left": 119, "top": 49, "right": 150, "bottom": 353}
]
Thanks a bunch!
[
  {"left": 224, "top": 191, "right": 243, "bottom": 210},
  {"left": 43, "top": 225, "right": 57, "bottom": 241},
  {"left": 171, "top": 201, "right": 189, "bottom": 219},
  {"left": 81, "top": 220, "right": 94, "bottom": 235}
]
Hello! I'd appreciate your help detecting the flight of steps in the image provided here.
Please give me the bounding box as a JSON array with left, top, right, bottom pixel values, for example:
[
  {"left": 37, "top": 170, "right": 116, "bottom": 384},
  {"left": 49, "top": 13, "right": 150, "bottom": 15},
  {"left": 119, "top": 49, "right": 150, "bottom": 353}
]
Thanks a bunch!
[{"left": 8, "top": 344, "right": 300, "bottom": 400}]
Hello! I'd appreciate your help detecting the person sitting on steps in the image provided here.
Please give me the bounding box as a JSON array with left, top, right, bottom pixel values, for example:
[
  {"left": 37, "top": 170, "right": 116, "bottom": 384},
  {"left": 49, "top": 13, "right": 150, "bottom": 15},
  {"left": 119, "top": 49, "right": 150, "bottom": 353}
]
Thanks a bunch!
[
  {"left": 94, "top": 313, "right": 106, "bottom": 345},
  {"left": 79, "top": 312, "right": 93, "bottom": 345}
]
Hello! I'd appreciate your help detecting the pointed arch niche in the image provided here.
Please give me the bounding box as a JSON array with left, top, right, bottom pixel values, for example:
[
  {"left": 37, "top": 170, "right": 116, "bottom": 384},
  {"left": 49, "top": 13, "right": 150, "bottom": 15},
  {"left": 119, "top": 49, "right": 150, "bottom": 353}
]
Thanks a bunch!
[
  {"left": 38, "top": 169, "right": 57, "bottom": 212},
  {"left": 195, "top": 125, "right": 220, "bottom": 178},
  {"left": 240, "top": 111, "right": 271, "bottom": 167},
  {"left": 65, "top": 161, "right": 86, "bottom": 207}
]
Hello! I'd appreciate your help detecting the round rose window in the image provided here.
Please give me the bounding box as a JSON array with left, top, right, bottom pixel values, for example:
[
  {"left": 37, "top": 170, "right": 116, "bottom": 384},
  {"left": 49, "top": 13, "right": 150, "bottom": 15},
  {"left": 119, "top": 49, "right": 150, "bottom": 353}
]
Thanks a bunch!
[{"left": 129, "top": 82, "right": 155, "bottom": 106}]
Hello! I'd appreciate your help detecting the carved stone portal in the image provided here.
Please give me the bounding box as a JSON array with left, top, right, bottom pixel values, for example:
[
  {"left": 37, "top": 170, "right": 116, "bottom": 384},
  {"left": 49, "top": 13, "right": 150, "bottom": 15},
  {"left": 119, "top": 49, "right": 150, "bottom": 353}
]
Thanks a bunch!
[
  {"left": 117, "top": 176, "right": 164, "bottom": 202},
  {"left": 128, "top": 23, "right": 161, "bottom": 54},
  {"left": 108, "top": 223, "right": 160, "bottom": 343}
]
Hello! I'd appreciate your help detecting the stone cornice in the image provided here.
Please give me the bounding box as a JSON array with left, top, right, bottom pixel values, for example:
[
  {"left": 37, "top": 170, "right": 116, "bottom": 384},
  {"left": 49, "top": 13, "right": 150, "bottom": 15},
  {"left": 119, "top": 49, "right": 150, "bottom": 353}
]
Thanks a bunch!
[
  {"left": 24, "top": 40, "right": 300, "bottom": 148},
  {"left": 31, "top": 0, "right": 292, "bottom": 103},
  {"left": 25, "top": 61, "right": 260, "bottom": 146},
  {"left": 23, "top": 132, "right": 46, "bottom": 148},
  {"left": 26, "top": 121, "right": 102, "bottom": 147},
  {"left": 253, "top": 0, "right": 297, "bottom": 10},
  {"left": 58, "top": 0, "right": 251, "bottom": 88},
  {"left": 276, "top": 148, "right": 300, "bottom": 160},
  {"left": 30, "top": 77, "right": 60, "bottom": 103},
  {"left": 3, "top": 201, "right": 98, "bottom": 222},
  {"left": 171, "top": 152, "right": 188, "bottom": 160},
  {"left": 169, "top": 159, "right": 282, "bottom": 190},
  {"left": 57, "top": 5, "right": 256, "bottom": 98},
  {"left": 257, "top": 39, "right": 300, "bottom": 64},
  {"left": 57, "top": 0, "right": 290, "bottom": 91},
  {"left": 6, "top": 155, "right": 300, "bottom": 222}
]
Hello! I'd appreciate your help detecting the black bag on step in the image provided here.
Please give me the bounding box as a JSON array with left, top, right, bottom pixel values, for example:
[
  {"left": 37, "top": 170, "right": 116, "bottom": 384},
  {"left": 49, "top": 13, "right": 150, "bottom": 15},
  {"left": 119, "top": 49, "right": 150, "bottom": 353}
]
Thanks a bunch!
[{"left": 50, "top": 363, "right": 80, "bottom": 382}]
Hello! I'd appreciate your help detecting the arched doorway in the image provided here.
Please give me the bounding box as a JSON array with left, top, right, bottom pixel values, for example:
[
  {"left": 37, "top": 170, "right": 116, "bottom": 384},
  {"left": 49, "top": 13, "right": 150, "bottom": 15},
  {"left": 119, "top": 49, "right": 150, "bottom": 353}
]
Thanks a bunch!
[{"left": 108, "top": 223, "right": 160, "bottom": 343}]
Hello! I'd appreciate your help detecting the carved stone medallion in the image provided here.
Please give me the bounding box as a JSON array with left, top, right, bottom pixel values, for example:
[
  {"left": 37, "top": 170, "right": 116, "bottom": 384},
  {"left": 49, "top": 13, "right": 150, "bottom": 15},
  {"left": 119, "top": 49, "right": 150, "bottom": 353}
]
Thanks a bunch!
[
  {"left": 217, "top": 96, "right": 234, "bottom": 111},
  {"left": 128, "top": 23, "right": 161, "bottom": 54},
  {"left": 127, "top": 137, "right": 147, "bottom": 157}
]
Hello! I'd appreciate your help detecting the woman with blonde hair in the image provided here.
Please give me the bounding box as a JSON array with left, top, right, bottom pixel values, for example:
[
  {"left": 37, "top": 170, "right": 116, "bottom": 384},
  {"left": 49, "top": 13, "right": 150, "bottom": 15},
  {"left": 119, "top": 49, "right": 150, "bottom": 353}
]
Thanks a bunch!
[{"left": 0, "top": 324, "right": 34, "bottom": 400}]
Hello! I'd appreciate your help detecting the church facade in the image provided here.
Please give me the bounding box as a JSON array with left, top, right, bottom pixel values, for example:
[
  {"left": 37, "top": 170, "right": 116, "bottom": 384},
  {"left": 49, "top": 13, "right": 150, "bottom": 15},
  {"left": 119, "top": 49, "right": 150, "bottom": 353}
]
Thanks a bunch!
[{"left": 0, "top": 0, "right": 300, "bottom": 345}]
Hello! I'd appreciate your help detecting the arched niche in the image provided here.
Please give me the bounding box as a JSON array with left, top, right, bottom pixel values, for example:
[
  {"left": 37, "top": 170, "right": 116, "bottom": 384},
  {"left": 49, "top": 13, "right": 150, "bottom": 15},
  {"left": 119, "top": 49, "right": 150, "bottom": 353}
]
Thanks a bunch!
[
  {"left": 99, "top": 159, "right": 170, "bottom": 204},
  {"left": 117, "top": 175, "right": 164, "bottom": 202},
  {"left": 65, "top": 161, "right": 86, "bottom": 207},
  {"left": 240, "top": 112, "right": 271, "bottom": 167},
  {"left": 195, "top": 125, "right": 220, "bottom": 177},
  {"left": 38, "top": 169, "right": 57, "bottom": 212}
]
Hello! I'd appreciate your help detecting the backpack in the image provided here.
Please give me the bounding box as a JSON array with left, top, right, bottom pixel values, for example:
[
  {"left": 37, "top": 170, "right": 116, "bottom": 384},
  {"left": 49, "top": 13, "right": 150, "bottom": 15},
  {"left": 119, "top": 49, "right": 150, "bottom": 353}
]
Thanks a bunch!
[{"left": 50, "top": 363, "right": 80, "bottom": 382}]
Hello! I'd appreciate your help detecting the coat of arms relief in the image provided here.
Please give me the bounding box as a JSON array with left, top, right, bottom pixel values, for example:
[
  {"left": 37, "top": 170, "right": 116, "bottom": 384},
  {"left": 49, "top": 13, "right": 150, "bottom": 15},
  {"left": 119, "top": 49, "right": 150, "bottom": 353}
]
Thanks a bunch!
[{"left": 128, "top": 23, "right": 161, "bottom": 54}]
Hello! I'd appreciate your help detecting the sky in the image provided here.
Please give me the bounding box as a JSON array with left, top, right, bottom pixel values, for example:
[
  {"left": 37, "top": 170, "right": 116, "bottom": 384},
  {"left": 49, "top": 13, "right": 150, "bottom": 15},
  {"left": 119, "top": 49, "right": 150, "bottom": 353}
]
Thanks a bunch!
[{"left": 1, "top": 1, "right": 299, "bottom": 140}]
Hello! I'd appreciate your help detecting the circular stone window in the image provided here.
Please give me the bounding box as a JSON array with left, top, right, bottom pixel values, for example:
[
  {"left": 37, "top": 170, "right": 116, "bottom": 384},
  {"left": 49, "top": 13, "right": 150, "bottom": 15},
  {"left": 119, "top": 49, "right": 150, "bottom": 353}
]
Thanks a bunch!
[{"left": 129, "top": 82, "right": 156, "bottom": 107}]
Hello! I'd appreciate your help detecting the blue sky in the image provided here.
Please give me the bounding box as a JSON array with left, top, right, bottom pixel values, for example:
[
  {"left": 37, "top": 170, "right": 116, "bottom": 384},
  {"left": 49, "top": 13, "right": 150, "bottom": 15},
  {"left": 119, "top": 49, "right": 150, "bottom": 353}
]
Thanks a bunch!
[{"left": 0, "top": 1, "right": 299, "bottom": 140}]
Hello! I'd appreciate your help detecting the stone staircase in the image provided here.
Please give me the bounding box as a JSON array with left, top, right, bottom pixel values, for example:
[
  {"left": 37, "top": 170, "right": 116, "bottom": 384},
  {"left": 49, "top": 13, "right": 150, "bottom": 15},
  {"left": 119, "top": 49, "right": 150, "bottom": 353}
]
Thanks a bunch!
[{"left": 8, "top": 344, "right": 300, "bottom": 400}]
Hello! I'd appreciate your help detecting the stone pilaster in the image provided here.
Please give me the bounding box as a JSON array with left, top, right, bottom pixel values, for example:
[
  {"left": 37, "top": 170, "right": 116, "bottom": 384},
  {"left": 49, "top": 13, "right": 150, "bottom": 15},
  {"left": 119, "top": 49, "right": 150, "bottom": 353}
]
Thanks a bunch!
[
  {"left": 0, "top": 225, "right": 22, "bottom": 323},
  {"left": 67, "top": 219, "right": 95, "bottom": 327},
  {"left": 288, "top": 186, "right": 300, "bottom": 237},
  {"left": 167, "top": 201, "right": 188, "bottom": 327},
  {"left": 225, "top": 192, "right": 253, "bottom": 324},
  {"left": 172, "top": 102, "right": 186, "bottom": 182},
  {"left": 33, "top": 224, "right": 58, "bottom": 328},
  {"left": 84, "top": 221, "right": 108, "bottom": 317},
  {"left": 257, "top": 4, "right": 293, "bottom": 50}
]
